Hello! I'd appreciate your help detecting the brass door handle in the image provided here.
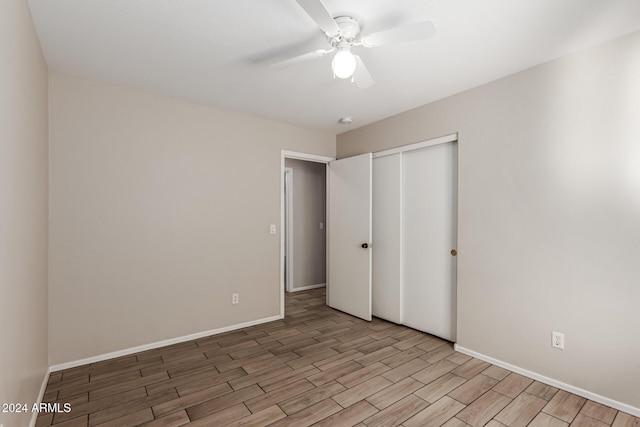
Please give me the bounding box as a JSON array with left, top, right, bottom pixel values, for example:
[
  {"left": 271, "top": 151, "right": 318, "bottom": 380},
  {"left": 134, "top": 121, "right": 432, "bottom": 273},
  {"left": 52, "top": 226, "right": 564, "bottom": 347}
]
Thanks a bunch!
[{"left": 451, "top": 249, "right": 457, "bottom": 256}]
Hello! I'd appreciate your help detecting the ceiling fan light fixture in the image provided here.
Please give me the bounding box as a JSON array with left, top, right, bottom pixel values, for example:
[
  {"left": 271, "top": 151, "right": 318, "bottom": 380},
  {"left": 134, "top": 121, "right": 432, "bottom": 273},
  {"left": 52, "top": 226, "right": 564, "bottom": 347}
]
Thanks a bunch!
[{"left": 332, "top": 49, "right": 356, "bottom": 79}]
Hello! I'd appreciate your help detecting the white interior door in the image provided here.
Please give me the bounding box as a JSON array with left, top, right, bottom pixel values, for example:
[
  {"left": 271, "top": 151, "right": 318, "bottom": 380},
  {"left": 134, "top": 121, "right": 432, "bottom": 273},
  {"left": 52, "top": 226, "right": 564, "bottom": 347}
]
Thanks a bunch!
[
  {"left": 328, "top": 153, "right": 372, "bottom": 321},
  {"left": 403, "top": 142, "right": 457, "bottom": 341}
]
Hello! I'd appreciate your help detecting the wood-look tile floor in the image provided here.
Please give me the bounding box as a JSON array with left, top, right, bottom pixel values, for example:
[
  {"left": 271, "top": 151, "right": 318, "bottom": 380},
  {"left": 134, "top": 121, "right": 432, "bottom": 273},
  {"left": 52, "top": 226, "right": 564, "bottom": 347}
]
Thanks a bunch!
[{"left": 38, "top": 288, "right": 639, "bottom": 427}]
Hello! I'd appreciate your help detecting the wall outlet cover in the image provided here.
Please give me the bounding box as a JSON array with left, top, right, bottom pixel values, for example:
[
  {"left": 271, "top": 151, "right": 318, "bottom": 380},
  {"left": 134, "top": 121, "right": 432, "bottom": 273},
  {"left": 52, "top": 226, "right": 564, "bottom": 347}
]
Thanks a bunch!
[{"left": 552, "top": 331, "right": 565, "bottom": 349}]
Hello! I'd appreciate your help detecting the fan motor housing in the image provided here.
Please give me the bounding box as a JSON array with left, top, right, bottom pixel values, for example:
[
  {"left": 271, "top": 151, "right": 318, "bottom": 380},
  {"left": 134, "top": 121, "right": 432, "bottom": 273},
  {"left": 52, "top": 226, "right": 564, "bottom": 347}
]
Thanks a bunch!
[{"left": 333, "top": 16, "right": 361, "bottom": 42}]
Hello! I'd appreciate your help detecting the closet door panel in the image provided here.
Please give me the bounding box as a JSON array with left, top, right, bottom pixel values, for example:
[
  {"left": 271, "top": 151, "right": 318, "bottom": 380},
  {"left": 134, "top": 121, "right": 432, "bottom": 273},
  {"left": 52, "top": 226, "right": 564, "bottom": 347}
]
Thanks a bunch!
[
  {"left": 372, "top": 154, "right": 402, "bottom": 323},
  {"left": 402, "top": 142, "right": 457, "bottom": 341}
]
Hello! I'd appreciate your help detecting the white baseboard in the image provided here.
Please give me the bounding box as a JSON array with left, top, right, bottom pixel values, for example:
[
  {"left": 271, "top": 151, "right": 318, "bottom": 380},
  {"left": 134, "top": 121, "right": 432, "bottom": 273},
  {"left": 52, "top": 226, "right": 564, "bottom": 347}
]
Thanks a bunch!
[
  {"left": 49, "top": 314, "right": 283, "bottom": 372},
  {"left": 454, "top": 344, "right": 640, "bottom": 417},
  {"left": 288, "top": 283, "right": 326, "bottom": 292},
  {"left": 29, "top": 367, "right": 52, "bottom": 427}
]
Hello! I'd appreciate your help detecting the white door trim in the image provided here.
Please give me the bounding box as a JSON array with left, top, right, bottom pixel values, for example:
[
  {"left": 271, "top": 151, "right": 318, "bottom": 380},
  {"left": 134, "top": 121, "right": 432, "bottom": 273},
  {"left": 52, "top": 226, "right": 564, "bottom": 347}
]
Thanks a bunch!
[
  {"left": 280, "top": 151, "right": 335, "bottom": 318},
  {"left": 282, "top": 150, "right": 335, "bottom": 163},
  {"left": 373, "top": 133, "right": 458, "bottom": 158},
  {"left": 284, "top": 167, "right": 294, "bottom": 293}
]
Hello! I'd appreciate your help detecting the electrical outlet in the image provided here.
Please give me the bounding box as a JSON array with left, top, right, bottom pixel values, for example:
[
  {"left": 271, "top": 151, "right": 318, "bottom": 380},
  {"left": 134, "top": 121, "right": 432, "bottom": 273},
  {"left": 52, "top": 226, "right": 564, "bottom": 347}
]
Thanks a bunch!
[
  {"left": 270, "top": 224, "right": 276, "bottom": 235},
  {"left": 232, "top": 293, "right": 239, "bottom": 305},
  {"left": 552, "top": 331, "right": 564, "bottom": 349}
]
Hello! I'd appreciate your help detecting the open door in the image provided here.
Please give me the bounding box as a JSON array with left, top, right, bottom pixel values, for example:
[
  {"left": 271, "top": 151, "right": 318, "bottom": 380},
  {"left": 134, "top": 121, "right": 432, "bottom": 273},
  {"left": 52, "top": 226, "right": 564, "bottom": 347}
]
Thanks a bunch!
[{"left": 328, "top": 153, "right": 372, "bottom": 321}]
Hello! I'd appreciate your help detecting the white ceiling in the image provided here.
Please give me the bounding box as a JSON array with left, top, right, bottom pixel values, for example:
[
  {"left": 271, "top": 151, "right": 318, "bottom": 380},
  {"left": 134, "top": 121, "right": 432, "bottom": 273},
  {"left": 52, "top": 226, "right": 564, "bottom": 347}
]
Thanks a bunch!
[{"left": 28, "top": 0, "right": 640, "bottom": 134}]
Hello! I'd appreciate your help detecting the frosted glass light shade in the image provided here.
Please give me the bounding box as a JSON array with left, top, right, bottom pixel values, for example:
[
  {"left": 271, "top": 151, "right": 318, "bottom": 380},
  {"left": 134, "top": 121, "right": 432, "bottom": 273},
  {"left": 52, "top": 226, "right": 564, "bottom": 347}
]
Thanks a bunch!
[{"left": 332, "top": 50, "right": 356, "bottom": 79}]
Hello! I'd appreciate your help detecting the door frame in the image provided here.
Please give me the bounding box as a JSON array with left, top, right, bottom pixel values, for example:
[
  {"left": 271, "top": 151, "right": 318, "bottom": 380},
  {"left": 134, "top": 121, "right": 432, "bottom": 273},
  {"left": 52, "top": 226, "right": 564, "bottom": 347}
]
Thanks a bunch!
[
  {"left": 284, "top": 167, "right": 294, "bottom": 293},
  {"left": 372, "top": 133, "right": 458, "bottom": 159},
  {"left": 280, "top": 150, "right": 335, "bottom": 318}
]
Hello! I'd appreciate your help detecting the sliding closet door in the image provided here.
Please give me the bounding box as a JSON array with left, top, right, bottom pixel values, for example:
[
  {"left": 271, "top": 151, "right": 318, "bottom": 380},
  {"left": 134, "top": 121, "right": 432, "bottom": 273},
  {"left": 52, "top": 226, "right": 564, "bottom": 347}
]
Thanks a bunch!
[
  {"left": 403, "top": 142, "right": 457, "bottom": 341},
  {"left": 372, "top": 154, "right": 402, "bottom": 323}
]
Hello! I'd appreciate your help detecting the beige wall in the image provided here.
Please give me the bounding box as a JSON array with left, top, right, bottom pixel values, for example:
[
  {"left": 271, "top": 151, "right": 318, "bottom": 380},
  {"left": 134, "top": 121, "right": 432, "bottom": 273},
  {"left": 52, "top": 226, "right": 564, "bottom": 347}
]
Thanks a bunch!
[
  {"left": 338, "top": 31, "right": 640, "bottom": 409},
  {"left": 284, "top": 158, "right": 326, "bottom": 290},
  {"left": 0, "top": 0, "right": 49, "bottom": 424},
  {"left": 49, "top": 73, "right": 335, "bottom": 365}
]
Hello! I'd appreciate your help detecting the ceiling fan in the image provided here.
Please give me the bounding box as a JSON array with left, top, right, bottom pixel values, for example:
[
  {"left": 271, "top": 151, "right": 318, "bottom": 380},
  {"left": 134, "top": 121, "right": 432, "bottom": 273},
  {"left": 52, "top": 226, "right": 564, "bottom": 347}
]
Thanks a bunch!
[{"left": 272, "top": 0, "right": 437, "bottom": 89}]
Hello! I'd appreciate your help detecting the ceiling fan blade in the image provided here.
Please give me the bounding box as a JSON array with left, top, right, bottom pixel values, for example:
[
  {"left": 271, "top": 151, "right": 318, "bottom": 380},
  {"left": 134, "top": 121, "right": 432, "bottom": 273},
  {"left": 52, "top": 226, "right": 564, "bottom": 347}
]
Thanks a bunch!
[
  {"left": 353, "top": 55, "right": 375, "bottom": 89},
  {"left": 362, "top": 20, "right": 436, "bottom": 48},
  {"left": 296, "top": 0, "right": 341, "bottom": 37},
  {"left": 271, "top": 48, "right": 334, "bottom": 69}
]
